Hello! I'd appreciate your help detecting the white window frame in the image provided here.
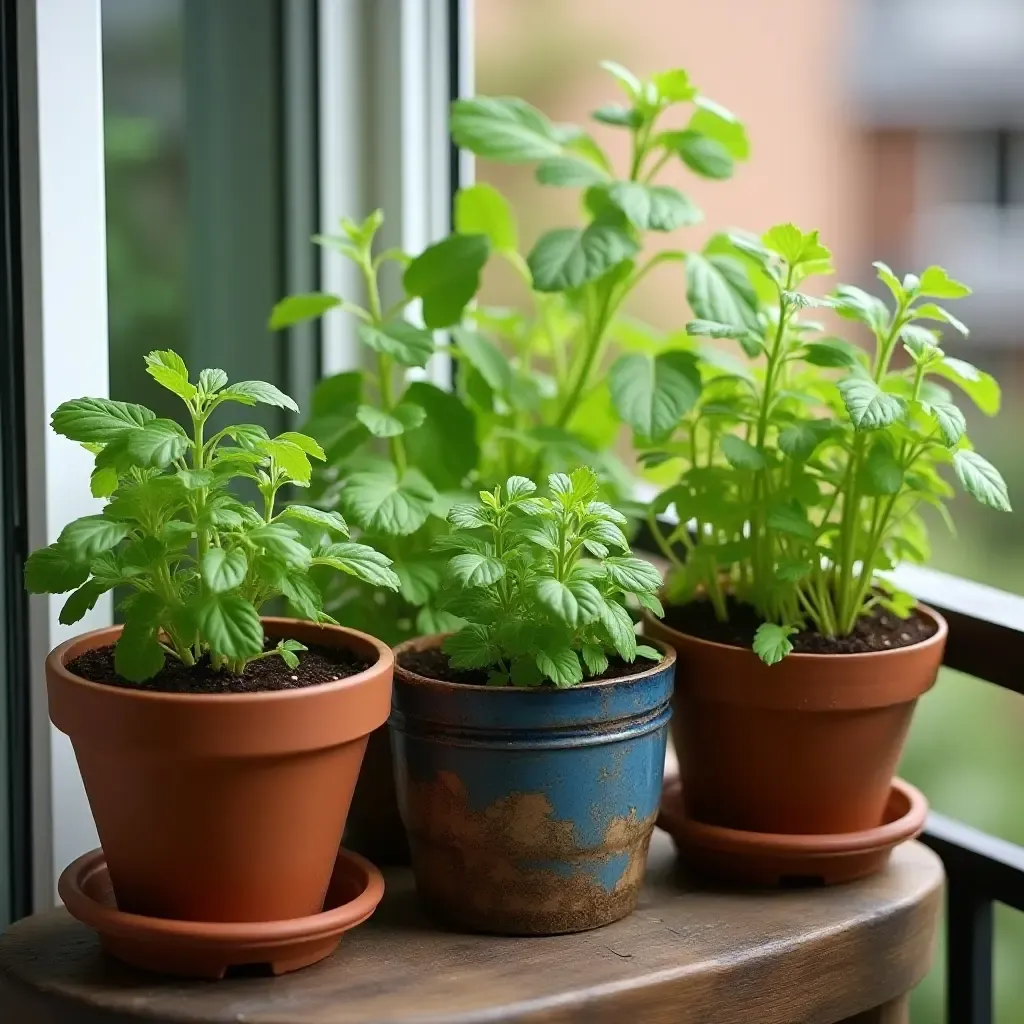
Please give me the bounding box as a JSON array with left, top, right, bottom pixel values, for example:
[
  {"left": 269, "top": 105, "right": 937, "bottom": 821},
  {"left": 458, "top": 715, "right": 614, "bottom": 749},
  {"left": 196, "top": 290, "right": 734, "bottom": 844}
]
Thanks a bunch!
[{"left": 15, "top": 0, "right": 469, "bottom": 909}]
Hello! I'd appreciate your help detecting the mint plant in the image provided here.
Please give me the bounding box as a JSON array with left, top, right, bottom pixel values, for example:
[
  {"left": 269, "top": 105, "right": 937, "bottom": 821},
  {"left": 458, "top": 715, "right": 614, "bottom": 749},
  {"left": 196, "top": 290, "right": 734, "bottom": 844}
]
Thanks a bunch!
[
  {"left": 269, "top": 211, "right": 489, "bottom": 642},
  {"left": 437, "top": 468, "right": 662, "bottom": 687},
  {"left": 638, "top": 224, "right": 1010, "bottom": 664},
  {"left": 449, "top": 62, "right": 749, "bottom": 483},
  {"left": 24, "top": 350, "right": 400, "bottom": 682}
]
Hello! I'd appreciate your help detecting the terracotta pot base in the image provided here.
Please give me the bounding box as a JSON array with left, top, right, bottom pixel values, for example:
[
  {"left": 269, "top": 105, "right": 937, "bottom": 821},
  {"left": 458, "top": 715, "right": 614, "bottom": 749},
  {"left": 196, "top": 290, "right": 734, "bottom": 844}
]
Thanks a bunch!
[
  {"left": 58, "top": 848, "right": 384, "bottom": 979},
  {"left": 657, "top": 777, "right": 927, "bottom": 887}
]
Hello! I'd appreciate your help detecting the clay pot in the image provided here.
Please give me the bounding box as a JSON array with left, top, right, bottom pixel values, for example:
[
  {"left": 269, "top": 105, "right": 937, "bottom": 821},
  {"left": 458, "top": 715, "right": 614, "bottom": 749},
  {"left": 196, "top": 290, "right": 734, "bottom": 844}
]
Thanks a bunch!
[
  {"left": 644, "top": 604, "right": 947, "bottom": 836},
  {"left": 390, "top": 634, "right": 676, "bottom": 935},
  {"left": 46, "top": 618, "right": 393, "bottom": 924}
]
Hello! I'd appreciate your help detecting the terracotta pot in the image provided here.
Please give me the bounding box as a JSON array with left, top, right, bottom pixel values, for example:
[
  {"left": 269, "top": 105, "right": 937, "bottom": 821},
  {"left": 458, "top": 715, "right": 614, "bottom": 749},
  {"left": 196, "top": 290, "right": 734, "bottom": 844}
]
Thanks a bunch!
[
  {"left": 644, "top": 604, "right": 946, "bottom": 836},
  {"left": 46, "top": 618, "right": 393, "bottom": 923},
  {"left": 342, "top": 724, "right": 409, "bottom": 865},
  {"left": 390, "top": 634, "right": 675, "bottom": 935}
]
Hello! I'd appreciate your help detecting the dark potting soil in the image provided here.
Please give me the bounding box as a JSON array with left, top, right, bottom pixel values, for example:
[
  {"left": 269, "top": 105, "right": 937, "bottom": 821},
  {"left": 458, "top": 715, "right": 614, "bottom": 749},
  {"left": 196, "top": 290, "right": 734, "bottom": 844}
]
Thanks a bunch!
[
  {"left": 68, "top": 641, "right": 373, "bottom": 695},
  {"left": 399, "top": 646, "right": 657, "bottom": 687},
  {"left": 663, "top": 596, "right": 937, "bottom": 655}
]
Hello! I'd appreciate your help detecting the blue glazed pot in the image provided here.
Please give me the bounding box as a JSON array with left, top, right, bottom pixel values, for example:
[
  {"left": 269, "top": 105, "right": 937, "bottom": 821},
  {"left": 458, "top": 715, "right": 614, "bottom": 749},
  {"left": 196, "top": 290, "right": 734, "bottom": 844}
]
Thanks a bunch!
[{"left": 389, "top": 635, "right": 675, "bottom": 935}]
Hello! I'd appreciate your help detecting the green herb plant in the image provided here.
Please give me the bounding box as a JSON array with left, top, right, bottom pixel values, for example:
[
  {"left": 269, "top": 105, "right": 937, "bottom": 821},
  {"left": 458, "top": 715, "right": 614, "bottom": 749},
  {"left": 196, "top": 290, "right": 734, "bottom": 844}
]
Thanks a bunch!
[
  {"left": 638, "top": 224, "right": 1011, "bottom": 664},
  {"left": 269, "top": 211, "right": 489, "bottom": 643},
  {"left": 24, "top": 350, "right": 400, "bottom": 681},
  {"left": 449, "top": 61, "right": 750, "bottom": 484},
  {"left": 438, "top": 468, "right": 663, "bottom": 686}
]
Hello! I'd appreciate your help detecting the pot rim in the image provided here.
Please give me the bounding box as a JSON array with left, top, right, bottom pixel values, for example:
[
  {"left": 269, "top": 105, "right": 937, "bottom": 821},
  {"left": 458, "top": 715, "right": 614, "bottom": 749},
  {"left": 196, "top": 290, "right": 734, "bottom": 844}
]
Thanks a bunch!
[
  {"left": 46, "top": 616, "right": 394, "bottom": 706},
  {"left": 392, "top": 632, "right": 676, "bottom": 694},
  {"left": 643, "top": 601, "right": 948, "bottom": 664}
]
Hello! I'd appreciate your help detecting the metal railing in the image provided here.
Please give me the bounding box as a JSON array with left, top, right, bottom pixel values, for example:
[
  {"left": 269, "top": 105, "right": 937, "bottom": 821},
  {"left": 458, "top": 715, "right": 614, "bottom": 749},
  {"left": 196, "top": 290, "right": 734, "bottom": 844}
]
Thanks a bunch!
[{"left": 892, "top": 564, "right": 1024, "bottom": 1023}]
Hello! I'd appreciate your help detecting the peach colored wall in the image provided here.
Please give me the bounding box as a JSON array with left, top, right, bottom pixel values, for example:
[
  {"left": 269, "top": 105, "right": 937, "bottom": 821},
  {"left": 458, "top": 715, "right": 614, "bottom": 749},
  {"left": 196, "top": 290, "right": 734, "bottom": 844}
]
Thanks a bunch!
[{"left": 475, "top": 0, "right": 866, "bottom": 323}]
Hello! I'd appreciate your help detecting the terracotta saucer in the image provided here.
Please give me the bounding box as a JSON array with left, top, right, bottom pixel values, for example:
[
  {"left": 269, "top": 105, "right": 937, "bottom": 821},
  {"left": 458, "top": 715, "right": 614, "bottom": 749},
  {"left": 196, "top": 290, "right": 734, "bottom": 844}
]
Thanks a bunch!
[
  {"left": 58, "top": 848, "right": 385, "bottom": 979},
  {"left": 657, "top": 777, "right": 927, "bottom": 887}
]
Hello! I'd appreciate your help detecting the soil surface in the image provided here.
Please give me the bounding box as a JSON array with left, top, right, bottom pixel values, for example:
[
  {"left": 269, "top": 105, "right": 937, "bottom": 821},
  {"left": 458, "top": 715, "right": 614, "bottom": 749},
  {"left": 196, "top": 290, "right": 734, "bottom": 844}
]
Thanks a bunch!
[
  {"left": 662, "top": 596, "right": 937, "bottom": 655},
  {"left": 398, "top": 646, "right": 658, "bottom": 686},
  {"left": 68, "top": 641, "right": 373, "bottom": 694}
]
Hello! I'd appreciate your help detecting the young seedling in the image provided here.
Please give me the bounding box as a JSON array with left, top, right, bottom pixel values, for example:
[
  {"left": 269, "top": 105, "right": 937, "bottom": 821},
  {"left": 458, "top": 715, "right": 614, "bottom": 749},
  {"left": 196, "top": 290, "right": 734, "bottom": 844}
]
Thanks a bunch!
[
  {"left": 25, "top": 350, "right": 400, "bottom": 681},
  {"left": 638, "top": 224, "right": 1010, "bottom": 663},
  {"left": 438, "top": 468, "right": 663, "bottom": 686}
]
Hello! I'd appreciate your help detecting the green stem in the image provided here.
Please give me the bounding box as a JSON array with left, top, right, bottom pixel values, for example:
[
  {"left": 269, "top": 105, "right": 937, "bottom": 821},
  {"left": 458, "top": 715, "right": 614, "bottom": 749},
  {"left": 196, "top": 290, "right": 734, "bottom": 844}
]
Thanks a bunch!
[{"left": 554, "top": 285, "right": 618, "bottom": 429}]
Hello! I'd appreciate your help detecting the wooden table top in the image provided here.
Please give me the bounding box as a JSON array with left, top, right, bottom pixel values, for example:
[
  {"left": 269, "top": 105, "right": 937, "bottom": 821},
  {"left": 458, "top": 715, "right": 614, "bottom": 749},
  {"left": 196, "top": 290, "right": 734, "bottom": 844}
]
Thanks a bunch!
[{"left": 0, "top": 832, "right": 943, "bottom": 1024}]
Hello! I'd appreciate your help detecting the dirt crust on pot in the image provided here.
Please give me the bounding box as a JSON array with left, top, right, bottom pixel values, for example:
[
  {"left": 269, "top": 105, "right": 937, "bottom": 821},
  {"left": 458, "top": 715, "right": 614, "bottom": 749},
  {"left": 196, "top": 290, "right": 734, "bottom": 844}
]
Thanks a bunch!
[
  {"left": 663, "top": 597, "right": 937, "bottom": 655},
  {"left": 398, "top": 647, "right": 654, "bottom": 686},
  {"left": 68, "top": 642, "right": 373, "bottom": 695}
]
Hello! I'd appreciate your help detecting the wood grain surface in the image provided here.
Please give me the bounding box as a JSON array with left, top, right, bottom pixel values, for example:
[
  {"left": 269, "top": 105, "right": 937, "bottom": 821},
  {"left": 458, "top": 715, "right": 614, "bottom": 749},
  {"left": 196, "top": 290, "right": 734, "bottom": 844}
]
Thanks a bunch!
[{"left": 0, "top": 832, "right": 942, "bottom": 1024}]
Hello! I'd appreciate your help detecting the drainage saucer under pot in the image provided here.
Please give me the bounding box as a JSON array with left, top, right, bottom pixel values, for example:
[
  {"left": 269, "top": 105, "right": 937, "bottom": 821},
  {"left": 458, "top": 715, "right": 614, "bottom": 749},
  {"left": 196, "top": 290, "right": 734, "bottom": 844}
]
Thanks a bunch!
[
  {"left": 657, "top": 777, "right": 927, "bottom": 887},
  {"left": 58, "top": 848, "right": 384, "bottom": 978}
]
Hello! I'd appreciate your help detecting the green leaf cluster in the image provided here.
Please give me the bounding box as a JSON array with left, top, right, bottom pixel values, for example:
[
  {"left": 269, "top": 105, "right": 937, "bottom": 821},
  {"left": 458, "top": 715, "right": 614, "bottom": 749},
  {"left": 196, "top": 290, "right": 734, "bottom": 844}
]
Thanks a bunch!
[
  {"left": 25, "top": 351, "right": 399, "bottom": 681},
  {"left": 265, "top": 62, "right": 750, "bottom": 644},
  {"left": 438, "top": 469, "right": 663, "bottom": 686},
  {"left": 635, "top": 225, "right": 1009, "bottom": 663}
]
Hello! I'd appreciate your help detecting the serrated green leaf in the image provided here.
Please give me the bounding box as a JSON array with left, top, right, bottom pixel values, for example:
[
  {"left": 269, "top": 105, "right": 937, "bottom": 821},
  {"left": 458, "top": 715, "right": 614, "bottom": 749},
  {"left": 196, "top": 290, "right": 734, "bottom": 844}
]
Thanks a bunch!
[
  {"left": 280, "top": 505, "right": 348, "bottom": 535},
  {"left": 196, "top": 593, "right": 264, "bottom": 659},
  {"left": 689, "top": 98, "right": 749, "bottom": 159},
  {"left": 601, "top": 599, "right": 638, "bottom": 660},
  {"left": 535, "top": 155, "right": 609, "bottom": 187},
  {"left": 57, "top": 516, "right": 131, "bottom": 563},
  {"left": 861, "top": 442, "right": 903, "bottom": 496},
  {"left": 402, "top": 381, "right": 479, "bottom": 490},
  {"left": 604, "top": 556, "right": 662, "bottom": 593},
  {"left": 199, "top": 368, "right": 228, "bottom": 394},
  {"left": 246, "top": 523, "right": 311, "bottom": 570},
  {"left": 314, "top": 542, "right": 401, "bottom": 590},
  {"left": 451, "top": 327, "right": 513, "bottom": 393},
  {"left": 720, "top": 434, "right": 765, "bottom": 470},
  {"left": 448, "top": 552, "right": 506, "bottom": 588},
  {"left": 355, "top": 401, "right": 426, "bottom": 438},
  {"left": 873, "top": 261, "right": 904, "bottom": 300},
  {"left": 144, "top": 350, "right": 195, "bottom": 400},
  {"left": 953, "top": 450, "right": 1011, "bottom": 511},
  {"left": 752, "top": 623, "right": 796, "bottom": 665},
  {"left": 450, "top": 96, "right": 562, "bottom": 162},
  {"left": 535, "top": 577, "right": 579, "bottom": 625},
  {"left": 664, "top": 130, "right": 733, "bottom": 179},
  {"left": 343, "top": 464, "right": 437, "bottom": 535},
  {"left": 115, "top": 594, "right": 166, "bottom": 682},
  {"left": 685, "top": 252, "right": 759, "bottom": 330},
  {"left": 278, "top": 572, "right": 324, "bottom": 621},
  {"left": 276, "top": 431, "right": 326, "bottom": 460},
  {"left": 50, "top": 397, "right": 155, "bottom": 443},
  {"left": 837, "top": 376, "right": 906, "bottom": 430},
  {"left": 914, "top": 302, "right": 969, "bottom": 337},
  {"left": 220, "top": 380, "right": 299, "bottom": 413},
  {"left": 778, "top": 420, "right": 833, "bottom": 461},
  {"left": 609, "top": 350, "right": 701, "bottom": 440},
  {"left": 766, "top": 501, "right": 815, "bottom": 539},
  {"left": 90, "top": 465, "right": 119, "bottom": 498},
  {"left": 262, "top": 438, "right": 312, "bottom": 485},
  {"left": 932, "top": 357, "right": 1000, "bottom": 416},
  {"left": 900, "top": 324, "right": 942, "bottom": 363},
  {"left": 536, "top": 648, "right": 583, "bottom": 688},
  {"left": 454, "top": 183, "right": 517, "bottom": 251},
  {"left": 177, "top": 468, "right": 215, "bottom": 490},
  {"left": 832, "top": 285, "right": 890, "bottom": 333},
  {"left": 201, "top": 547, "right": 248, "bottom": 592},
  {"left": 447, "top": 502, "right": 491, "bottom": 529},
  {"left": 444, "top": 623, "right": 500, "bottom": 669},
  {"left": 925, "top": 400, "right": 966, "bottom": 447},
  {"left": 25, "top": 545, "right": 89, "bottom": 594},
  {"left": 605, "top": 182, "right": 701, "bottom": 232},
  {"left": 581, "top": 642, "right": 609, "bottom": 677},
  {"left": 356, "top": 320, "right": 435, "bottom": 368},
  {"left": 527, "top": 223, "right": 638, "bottom": 293},
  {"left": 268, "top": 292, "right": 341, "bottom": 330},
  {"left": 918, "top": 266, "right": 971, "bottom": 300},
  {"left": 58, "top": 579, "right": 110, "bottom": 626},
  {"left": 127, "top": 418, "right": 190, "bottom": 468},
  {"left": 802, "top": 337, "right": 865, "bottom": 368},
  {"left": 404, "top": 233, "right": 490, "bottom": 329},
  {"left": 763, "top": 224, "right": 831, "bottom": 265},
  {"left": 636, "top": 590, "right": 664, "bottom": 618},
  {"left": 592, "top": 104, "right": 643, "bottom": 128}
]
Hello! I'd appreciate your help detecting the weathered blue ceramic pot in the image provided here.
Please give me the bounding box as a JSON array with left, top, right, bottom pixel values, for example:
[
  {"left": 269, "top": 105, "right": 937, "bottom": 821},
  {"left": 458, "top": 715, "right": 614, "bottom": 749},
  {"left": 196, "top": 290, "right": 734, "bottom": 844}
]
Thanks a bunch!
[{"left": 389, "top": 635, "right": 675, "bottom": 935}]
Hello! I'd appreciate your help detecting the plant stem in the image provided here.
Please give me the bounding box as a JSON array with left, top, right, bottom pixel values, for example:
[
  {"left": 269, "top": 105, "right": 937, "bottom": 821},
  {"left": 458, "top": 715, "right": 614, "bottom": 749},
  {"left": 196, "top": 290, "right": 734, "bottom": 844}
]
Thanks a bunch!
[{"left": 554, "top": 284, "right": 618, "bottom": 429}]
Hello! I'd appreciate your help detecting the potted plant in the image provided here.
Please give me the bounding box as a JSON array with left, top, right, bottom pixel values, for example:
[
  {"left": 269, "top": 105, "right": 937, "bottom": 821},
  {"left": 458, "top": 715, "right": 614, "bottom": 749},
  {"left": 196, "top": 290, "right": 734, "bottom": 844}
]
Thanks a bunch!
[
  {"left": 636, "top": 225, "right": 1010, "bottom": 880},
  {"left": 25, "top": 351, "right": 401, "bottom": 968},
  {"left": 389, "top": 468, "right": 675, "bottom": 935},
  {"left": 268, "top": 62, "right": 746, "bottom": 862}
]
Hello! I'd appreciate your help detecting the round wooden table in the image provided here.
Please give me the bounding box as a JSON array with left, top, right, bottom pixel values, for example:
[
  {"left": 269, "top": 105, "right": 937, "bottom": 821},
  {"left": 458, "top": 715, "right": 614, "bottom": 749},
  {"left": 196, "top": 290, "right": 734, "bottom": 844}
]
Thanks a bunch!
[{"left": 0, "top": 832, "right": 942, "bottom": 1024}]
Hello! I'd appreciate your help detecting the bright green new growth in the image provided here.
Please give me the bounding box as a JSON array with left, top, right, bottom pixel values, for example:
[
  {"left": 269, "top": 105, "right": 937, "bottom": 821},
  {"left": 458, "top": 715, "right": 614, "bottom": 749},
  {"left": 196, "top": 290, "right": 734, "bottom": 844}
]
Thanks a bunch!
[
  {"left": 639, "top": 224, "right": 1010, "bottom": 664},
  {"left": 25, "top": 351, "right": 400, "bottom": 682},
  {"left": 438, "top": 468, "right": 663, "bottom": 687},
  {"left": 450, "top": 62, "right": 749, "bottom": 483}
]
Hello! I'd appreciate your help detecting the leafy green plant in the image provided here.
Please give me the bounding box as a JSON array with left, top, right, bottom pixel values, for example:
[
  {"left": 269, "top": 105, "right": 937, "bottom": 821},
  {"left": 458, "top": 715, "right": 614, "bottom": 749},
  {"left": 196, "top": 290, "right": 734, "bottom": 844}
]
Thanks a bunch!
[
  {"left": 637, "top": 224, "right": 1010, "bottom": 663},
  {"left": 24, "top": 350, "right": 400, "bottom": 681},
  {"left": 269, "top": 211, "right": 489, "bottom": 642},
  {"left": 438, "top": 468, "right": 663, "bottom": 686},
  {"left": 449, "top": 61, "right": 749, "bottom": 483}
]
